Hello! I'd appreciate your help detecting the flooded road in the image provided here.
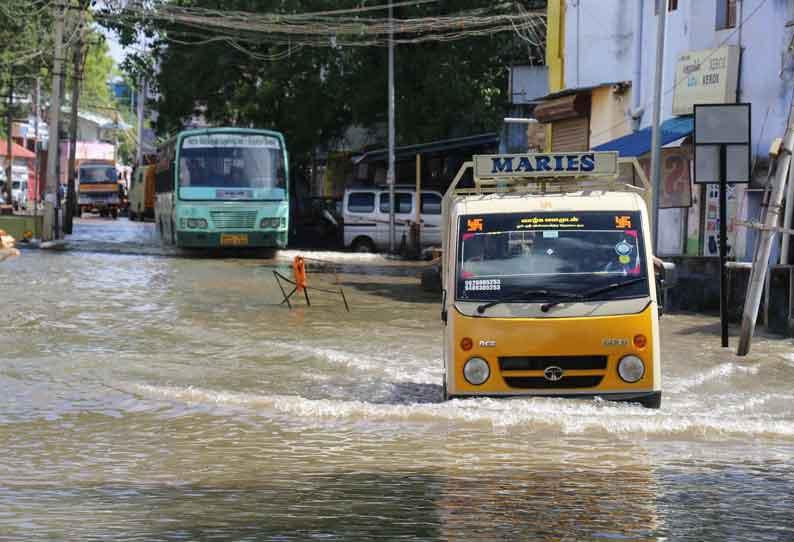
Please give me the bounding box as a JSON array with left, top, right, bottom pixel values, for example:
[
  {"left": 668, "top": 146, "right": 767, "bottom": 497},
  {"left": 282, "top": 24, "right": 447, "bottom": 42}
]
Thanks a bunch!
[{"left": 2, "top": 234, "right": 794, "bottom": 540}]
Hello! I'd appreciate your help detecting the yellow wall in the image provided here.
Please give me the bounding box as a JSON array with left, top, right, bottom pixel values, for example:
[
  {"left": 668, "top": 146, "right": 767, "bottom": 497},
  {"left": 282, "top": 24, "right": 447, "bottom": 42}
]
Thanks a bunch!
[
  {"left": 546, "top": 0, "right": 565, "bottom": 93},
  {"left": 589, "top": 86, "right": 632, "bottom": 149}
]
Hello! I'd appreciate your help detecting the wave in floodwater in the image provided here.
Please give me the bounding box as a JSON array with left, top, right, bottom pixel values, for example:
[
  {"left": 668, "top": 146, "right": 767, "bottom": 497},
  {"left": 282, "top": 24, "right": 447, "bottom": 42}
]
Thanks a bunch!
[
  {"left": 123, "top": 382, "right": 794, "bottom": 440},
  {"left": 275, "top": 249, "right": 401, "bottom": 264}
]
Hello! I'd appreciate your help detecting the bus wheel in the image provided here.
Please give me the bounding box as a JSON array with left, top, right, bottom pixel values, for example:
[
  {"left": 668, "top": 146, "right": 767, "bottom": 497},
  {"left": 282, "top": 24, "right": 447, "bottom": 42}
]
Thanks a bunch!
[{"left": 351, "top": 237, "right": 375, "bottom": 253}]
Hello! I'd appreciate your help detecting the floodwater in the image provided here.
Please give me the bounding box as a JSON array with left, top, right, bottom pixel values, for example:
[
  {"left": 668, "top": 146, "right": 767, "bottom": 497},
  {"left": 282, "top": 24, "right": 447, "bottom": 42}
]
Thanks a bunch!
[{"left": 1, "top": 219, "right": 794, "bottom": 541}]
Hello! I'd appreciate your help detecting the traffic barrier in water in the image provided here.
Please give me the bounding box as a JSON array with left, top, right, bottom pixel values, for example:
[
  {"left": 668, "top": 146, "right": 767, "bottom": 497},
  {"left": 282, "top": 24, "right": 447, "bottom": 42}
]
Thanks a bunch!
[{"left": 273, "top": 255, "right": 350, "bottom": 311}]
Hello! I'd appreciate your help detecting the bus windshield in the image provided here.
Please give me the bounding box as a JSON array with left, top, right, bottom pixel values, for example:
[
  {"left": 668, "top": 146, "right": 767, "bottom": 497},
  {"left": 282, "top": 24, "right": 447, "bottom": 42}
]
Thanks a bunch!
[
  {"left": 79, "top": 165, "right": 117, "bottom": 184},
  {"left": 178, "top": 133, "right": 286, "bottom": 201},
  {"left": 456, "top": 211, "right": 649, "bottom": 302}
]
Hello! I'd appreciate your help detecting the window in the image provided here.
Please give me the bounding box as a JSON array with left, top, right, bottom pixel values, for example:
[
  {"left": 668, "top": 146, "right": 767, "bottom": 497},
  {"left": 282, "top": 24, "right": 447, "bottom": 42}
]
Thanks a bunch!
[
  {"left": 379, "top": 193, "right": 412, "bottom": 214},
  {"left": 716, "top": 0, "right": 737, "bottom": 29},
  {"left": 420, "top": 192, "right": 442, "bottom": 215},
  {"left": 348, "top": 192, "right": 375, "bottom": 213},
  {"left": 655, "top": 0, "right": 678, "bottom": 14}
]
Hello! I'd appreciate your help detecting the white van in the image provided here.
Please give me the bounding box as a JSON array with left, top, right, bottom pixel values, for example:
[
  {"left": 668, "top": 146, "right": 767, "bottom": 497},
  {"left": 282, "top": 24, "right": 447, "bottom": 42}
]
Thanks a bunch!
[{"left": 342, "top": 187, "right": 443, "bottom": 252}]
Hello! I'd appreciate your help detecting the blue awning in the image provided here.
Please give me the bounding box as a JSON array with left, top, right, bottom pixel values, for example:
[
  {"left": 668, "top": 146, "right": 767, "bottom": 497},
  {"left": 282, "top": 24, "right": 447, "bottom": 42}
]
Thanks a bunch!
[{"left": 592, "top": 116, "right": 694, "bottom": 157}]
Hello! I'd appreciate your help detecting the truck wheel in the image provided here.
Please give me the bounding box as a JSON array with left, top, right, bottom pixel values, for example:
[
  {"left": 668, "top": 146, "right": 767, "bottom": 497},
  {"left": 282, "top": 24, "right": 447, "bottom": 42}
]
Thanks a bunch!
[{"left": 351, "top": 236, "right": 375, "bottom": 253}]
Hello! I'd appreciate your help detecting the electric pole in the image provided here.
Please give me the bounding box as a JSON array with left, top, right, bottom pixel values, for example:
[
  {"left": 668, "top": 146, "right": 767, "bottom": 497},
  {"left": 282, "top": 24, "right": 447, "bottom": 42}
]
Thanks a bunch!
[
  {"left": 649, "top": 0, "right": 667, "bottom": 255},
  {"left": 44, "top": 1, "right": 65, "bottom": 241},
  {"left": 65, "top": 20, "right": 85, "bottom": 235},
  {"left": 387, "top": 0, "right": 396, "bottom": 253},
  {"left": 4, "top": 69, "right": 13, "bottom": 207},
  {"left": 136, "top": 77, "right": 145, "bottom": 166}
]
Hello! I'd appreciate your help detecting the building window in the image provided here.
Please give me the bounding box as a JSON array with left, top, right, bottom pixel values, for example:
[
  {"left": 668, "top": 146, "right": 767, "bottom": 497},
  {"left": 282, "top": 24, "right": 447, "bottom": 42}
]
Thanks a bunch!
[
  {"left": 655, "top": 0, "right": 678, "bottom": 14},
  {"left": 716, "top": 0, "right": 737, "bottom": 30}
]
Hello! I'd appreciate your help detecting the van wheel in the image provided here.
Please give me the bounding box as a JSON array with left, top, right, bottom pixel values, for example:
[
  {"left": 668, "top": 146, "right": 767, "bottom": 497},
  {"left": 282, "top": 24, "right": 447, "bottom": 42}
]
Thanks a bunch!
[
  {"left": 351, "top": 237, "right": 375, "bottom": 253},
  {"left": 638, "top": 392, "right": 662, "bottom": 409}
]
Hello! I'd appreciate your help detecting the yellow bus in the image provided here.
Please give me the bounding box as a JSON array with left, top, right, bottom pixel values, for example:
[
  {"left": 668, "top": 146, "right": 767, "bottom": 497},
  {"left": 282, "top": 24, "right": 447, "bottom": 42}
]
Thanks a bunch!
[{"left": 441, "top": 152, "right": 673, "bottom": 408}]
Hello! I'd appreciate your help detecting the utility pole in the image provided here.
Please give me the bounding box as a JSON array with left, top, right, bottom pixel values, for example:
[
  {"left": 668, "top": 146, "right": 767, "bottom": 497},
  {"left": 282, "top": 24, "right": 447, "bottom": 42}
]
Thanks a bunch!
[
  {"left": 33, "top": 77, "right": 39, "bottom": 226},
  {"left": 387, "top": 0, "right": 396, "bottom": 253},
  {"left": 4, "top": 69, "right": 13, "bottom": 207},
  {"left": 737, "top": 126, "right": 794, "bottom": 355},
  {"left": 65, "top": 23, "right": 85, "bottom": 235},
  {"left": 649, "top": 0, "right": 667, "bottom": 254},
  {"left": 136, "top": 77, "right": 145, "bottom": 166},
  {"left": 44, "top": 1, "right": 65, "bottom": 241}
]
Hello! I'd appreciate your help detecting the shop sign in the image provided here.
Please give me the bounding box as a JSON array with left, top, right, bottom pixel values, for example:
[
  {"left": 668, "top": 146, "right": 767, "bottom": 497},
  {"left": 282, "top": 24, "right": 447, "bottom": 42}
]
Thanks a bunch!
[
  {"left": 672, "top": 46, "right": 741, "bottom": 116},
  {"left": 474, "top": 152, "right": 619, "bottom": 179}
]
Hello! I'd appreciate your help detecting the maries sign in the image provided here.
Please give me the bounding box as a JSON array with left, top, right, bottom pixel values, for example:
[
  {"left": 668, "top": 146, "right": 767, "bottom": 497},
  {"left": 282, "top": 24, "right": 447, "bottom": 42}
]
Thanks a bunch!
[{"left": 474, "top": 152, "right": 619, "bottom": 179}]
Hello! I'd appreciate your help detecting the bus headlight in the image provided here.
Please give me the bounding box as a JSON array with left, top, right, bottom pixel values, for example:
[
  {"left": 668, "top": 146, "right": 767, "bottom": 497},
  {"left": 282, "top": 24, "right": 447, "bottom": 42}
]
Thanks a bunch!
[
  {"left": 463, "top": 357, "right": 490, "bottom": 386},
  {"left": 186, "top": 218, "right": 208, "bottom": 229},
  {"left": 260, "top": 217, "right": 285, "bottom": 229},
  {"left": 618, "top": 355, "right": 645, "bottom": 383}
]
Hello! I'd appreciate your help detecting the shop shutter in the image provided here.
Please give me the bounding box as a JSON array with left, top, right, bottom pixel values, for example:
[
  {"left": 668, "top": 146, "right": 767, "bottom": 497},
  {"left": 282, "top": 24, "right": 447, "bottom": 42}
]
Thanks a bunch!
[{"left": 551, "top": 117, "right": 589, "bottom": 152}]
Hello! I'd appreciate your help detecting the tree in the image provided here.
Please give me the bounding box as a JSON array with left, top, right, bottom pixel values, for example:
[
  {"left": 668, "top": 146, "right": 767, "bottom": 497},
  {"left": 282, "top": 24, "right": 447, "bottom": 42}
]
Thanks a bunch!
[{"left": 100, "top": 0, "right": 544, "bottom": 171}]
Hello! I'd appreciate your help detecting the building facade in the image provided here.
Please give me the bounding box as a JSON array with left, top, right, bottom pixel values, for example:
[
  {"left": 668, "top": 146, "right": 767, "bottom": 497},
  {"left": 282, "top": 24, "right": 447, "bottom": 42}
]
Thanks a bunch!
[{"left": 538, "top": 0, "right": 794, "bottom": 260}]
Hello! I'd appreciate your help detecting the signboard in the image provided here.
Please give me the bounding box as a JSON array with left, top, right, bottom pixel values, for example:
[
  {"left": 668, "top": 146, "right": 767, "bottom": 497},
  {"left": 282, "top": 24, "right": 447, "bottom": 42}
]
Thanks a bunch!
[
  {"left": 672, "top": 46, "right": 740, "bottom": 116},
  {"left": 693, "top": 103, "right": 751, "bottom": 184},
  {"left": 181, "top": 134, "right": 281, "bottom": 149},
  {"left": 639, "top": 148, "right": 693, "bottom": 208},
  {"left": 473, "top": 152, "right": 619, "bottom": 179}
]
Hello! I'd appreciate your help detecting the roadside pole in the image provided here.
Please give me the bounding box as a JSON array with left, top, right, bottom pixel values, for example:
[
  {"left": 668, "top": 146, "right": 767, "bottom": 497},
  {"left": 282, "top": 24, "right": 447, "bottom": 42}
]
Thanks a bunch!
[
  {"left": 136, "top": 77, "right": 145, "bottom": 166},
  {"left": 649, "top": 1, "right": 667, "bottom": 254},
  {"left": 44, "top": 1, "right": 65, "bottom": 241},
  {"left": 65, "top": 25, "right": 85, "bottom": 235},
  {"left": 33, "top": 77, "right": 39, "bottom": 228},
  {"left": 387, "top": 0, "right": 396, "bottom": 253},
  {"left": 737, "top": 126, "right": 794, "bottom": 355},
  {"left": 5, "top": 70, "right": 14, "bottom": 206}
]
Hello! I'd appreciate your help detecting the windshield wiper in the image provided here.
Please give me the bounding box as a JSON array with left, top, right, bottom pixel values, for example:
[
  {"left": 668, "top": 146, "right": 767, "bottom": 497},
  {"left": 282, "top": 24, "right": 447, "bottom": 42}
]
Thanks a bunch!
[
  {"left": 540, "top": 277, "right": 648, "bottom": 312},
  {"left": 476, "top": 289, "right": 583, "bottom": 314}
]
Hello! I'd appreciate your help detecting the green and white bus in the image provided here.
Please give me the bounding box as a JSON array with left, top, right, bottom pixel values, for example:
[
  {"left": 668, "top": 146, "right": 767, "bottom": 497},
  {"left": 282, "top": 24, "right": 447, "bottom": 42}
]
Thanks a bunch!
[{"left": 154, "top": 127, "right": 289, "bottom": 249}]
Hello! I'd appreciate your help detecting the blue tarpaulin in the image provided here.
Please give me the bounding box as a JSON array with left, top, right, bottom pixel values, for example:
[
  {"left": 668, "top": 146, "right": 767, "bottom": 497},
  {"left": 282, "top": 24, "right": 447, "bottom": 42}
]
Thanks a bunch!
[{"left": 592, "top": 117, "right": 694, "bottom": 157}]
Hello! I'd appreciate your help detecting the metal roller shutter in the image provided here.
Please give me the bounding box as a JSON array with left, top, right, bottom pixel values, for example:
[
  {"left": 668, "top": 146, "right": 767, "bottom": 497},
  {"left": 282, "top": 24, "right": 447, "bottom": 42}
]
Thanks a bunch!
[{"left": 551, "top": 117, "right": 589, "bottom": 152}]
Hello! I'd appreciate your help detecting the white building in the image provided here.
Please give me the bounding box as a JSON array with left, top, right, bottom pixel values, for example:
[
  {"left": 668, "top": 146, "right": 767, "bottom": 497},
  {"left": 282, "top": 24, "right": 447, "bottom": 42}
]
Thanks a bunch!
[{"left": 537, "top": 0, "right": 794, "bottom": 260}]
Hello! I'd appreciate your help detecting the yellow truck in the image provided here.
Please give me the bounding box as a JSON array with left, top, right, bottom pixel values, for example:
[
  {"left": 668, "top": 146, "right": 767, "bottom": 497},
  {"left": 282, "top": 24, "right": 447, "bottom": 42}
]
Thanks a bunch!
[
  {"left": 441, "top": 151, "right": 675, "bottom": 408},
  {"left": 76, "top": 160, "right": 121, "bottom": 219},
  {"left": 128, "top": 164, "right": 156, "bottom": 221}
]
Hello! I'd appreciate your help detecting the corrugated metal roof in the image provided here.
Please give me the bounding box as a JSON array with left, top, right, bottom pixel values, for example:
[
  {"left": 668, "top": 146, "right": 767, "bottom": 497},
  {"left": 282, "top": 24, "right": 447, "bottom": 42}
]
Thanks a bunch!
[
  {"left": 593, "top": 117, "right": 694, "bottom": 157},
  {"left": 354, "top": 133, "right": 499, "bottom": 165}
]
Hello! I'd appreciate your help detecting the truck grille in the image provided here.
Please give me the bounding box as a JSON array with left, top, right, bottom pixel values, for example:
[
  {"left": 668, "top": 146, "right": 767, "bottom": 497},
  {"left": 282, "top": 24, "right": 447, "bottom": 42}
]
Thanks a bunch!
[
  {"left": 499, "top": 356, "right": 607, "bottom": 371},
  {"left": 209, "top": 210, "right": 257, "bottom": 230},
  {"left": 503, "top": 376, "right": 604, "bottom": 389}
]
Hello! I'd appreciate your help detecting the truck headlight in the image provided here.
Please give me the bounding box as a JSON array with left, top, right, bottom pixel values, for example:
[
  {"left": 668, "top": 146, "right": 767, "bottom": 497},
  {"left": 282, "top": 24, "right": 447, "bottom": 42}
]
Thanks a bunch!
[
  {"left": 463, "top": 357, "right": 490, "bottom": 386},
  {"left": 260, "top": 217, "right": 285, "bottom": 229},
  {"left": 186, "top": 218, "right": 207, "bottom": 229},
  {"left": 618, "top": 355, "right": 645, "bottom": 383}
]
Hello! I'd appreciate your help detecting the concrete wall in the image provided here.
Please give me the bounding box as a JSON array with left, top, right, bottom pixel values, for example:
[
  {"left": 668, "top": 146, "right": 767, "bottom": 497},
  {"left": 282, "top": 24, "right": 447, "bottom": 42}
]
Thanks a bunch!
[
  {"left": 565, "top": 0, "right": 794, "bottom": 160},
  {"left": 589, "top": 85, "right": 633, "bottom": 148}
]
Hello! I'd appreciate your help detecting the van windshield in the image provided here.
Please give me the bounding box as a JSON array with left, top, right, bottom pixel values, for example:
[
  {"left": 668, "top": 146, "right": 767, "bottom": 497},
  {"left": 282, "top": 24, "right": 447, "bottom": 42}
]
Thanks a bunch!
[{"left": 456, "top": 211, "right": 649, "bottom": 302}]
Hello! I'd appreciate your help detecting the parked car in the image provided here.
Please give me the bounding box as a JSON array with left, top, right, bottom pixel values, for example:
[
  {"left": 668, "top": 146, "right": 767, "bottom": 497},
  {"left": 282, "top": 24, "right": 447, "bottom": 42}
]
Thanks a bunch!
[{"left": 342, "top": 187, "right": 443, "bottom": 252}]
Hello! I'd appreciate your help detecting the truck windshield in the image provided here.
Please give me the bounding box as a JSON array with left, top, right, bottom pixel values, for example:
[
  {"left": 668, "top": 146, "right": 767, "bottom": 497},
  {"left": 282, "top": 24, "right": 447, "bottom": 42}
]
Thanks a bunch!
[
  {"left": 79, "top": 166, "right": 117, "bottom": 184},
  {"left": 456, "top": 211, "right": 649, "bottom": 303},
  {"left": 178, "top": 133, "right": 285, "bottom": 200}
]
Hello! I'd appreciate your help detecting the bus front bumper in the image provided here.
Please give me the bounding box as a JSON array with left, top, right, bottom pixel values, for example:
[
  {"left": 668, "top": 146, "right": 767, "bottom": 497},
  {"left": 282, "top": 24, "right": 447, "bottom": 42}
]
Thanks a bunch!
[
  {"left": 447, "top": 390, "right": 662, "bottom": 408},
  {"left": 176, "top": 230, "right": 288, "bottom": 248}
]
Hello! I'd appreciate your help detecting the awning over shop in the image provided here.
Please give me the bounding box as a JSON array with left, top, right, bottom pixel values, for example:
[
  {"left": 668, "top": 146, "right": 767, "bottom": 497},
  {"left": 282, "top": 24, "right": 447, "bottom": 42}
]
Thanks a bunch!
[
  {"left": 593, "top": 116, "right": 694, "bottom": 157},
  {"left": 0, "top": 140, "right": 35, "bottom": 160}
]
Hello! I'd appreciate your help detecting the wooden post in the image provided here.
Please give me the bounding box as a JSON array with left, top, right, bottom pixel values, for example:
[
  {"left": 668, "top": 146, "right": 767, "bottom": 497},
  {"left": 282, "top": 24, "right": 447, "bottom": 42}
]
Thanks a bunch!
[{"left": 737, "top": 128, "right": 794, "bottom": 355}]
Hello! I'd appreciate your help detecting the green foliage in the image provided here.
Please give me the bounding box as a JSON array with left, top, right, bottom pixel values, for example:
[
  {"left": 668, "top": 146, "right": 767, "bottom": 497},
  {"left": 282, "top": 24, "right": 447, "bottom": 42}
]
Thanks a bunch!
[{"left": 103, "top": 0, "right": 539, "bottom": 168}]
